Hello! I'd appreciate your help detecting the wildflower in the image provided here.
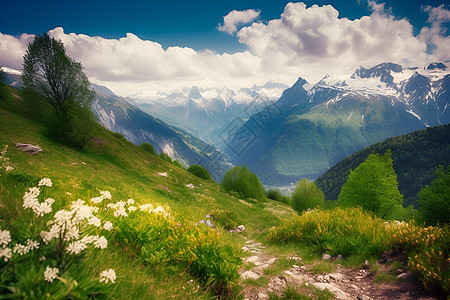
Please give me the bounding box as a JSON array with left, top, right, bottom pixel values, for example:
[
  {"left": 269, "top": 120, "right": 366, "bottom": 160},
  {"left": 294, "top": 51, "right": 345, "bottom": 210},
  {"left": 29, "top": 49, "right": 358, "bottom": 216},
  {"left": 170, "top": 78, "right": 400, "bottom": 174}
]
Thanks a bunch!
[
  {"left": 13, "top": 243, "right": 28, "bottom": 255},
  {"left": 0, "top": 247, "right": 12, "bottom": 261},
  {"left": 139, "top": 203, "right": 153, "bottom": 212},
  {"left": 38, "top": 178, "right": 53, "bottom": 187},
  {"left": 91, "top": 196, "right": 103, "bottom": 204},
  {"left": 99, "top": 269, "right": 116, "bottom": 284},
  {"left": 26, "top": 239, "right": 39, "bottom": 251},
  {"left": 206, "top": 214, "right": 210, "bottom": 219},
  {"left": 66, "top": 240, "right": 87, "bottom": 255},
  {"left": 100, "top": 191, "right": 112, "bottom": 200},
  {"left": 39, "top": 256, "right": 46, "bottom": 261},
  {"left": 103, "top": 221, "right": 113, "bottom": 231},
  {"left": 128, "top": 205, "right": 137, "bottom": 212},
  {"left": 88, "top": 216, "right": 102, "bottom": 227},
  {"left": 64, "top": 225, "right": 80, "bottom": 241},
  {"left": 44, "top": 266, "right": 59, "bottom": 283},
  {"left": 94, "top": 236, "right": 108, "bottom": 249},
  {"left": 206, "top": 220, "right": 213, "bottom": 227},
  {"left": 0, "top": 229, "right": 11, "bottom": 246},
  {"left": 81, "top": 235, "right": 98, "bottom": 245},
  {"left": 127, "top": 199, "right": 134, "bottom": 205}
]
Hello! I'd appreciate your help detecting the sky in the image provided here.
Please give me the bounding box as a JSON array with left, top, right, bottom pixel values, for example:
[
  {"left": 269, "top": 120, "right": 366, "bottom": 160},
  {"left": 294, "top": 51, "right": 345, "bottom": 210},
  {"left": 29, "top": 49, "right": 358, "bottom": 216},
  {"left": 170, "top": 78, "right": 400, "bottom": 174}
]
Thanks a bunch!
[{"left": 1, "top": 0, "right": 449, "bottom": 97}]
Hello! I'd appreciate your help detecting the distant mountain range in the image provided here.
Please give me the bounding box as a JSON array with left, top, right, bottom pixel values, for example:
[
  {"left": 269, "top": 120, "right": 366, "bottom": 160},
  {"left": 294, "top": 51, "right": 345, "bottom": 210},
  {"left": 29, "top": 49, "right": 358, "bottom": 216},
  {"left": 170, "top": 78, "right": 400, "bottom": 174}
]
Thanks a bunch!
[
  {"left": 127, "top": 82, "right": 289, "bottom": 145},
  {"left": 224, "top": 62, "right": 450, "bottom": 185},
  {"left": 315, "top": 124, "right": 450, "bottom": 207}
]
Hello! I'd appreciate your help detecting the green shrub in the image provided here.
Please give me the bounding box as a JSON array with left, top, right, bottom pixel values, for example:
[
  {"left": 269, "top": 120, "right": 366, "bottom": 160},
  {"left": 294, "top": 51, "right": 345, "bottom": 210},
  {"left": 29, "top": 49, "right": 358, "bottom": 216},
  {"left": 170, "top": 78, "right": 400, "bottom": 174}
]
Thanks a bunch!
[
  {"left": 417, "top": 165, "right": 450, "bottom": 226},
  {"left": 158, "top": 153, "right": 172, "bottom": 163},
  {"left": 291, "top": 178, "right": 324, "bottom": 213},
  {"left": 188, "top": 165, "right": 211, "bottom": 181},
  {"left": 221, "top": 166, "right": 265, "bottom": 200},
  {"left": 210, "top": 209, "right": 238, "bottom": 230},
  {"left": 267, "top": 189, "right": 290, "bottom": 204},
  {"left": 140, "top": 142, "right": 156, "bottom": 155}
]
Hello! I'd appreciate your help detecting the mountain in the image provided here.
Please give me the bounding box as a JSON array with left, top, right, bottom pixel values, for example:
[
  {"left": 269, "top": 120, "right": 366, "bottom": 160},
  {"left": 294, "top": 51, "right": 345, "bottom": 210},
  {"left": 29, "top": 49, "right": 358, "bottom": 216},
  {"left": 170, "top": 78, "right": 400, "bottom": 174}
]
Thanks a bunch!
[
  {"left": 0, "top": 68, "right": 230, "bottom": 181},
  {"left": 315, "top": 124, "right": 450, "bottom": 207},
  {"left": 127, "top": 82, "right": 289, "bottom": 145},
  {"left": 224, "top": 62, "right": 450, "bottom": 185}
]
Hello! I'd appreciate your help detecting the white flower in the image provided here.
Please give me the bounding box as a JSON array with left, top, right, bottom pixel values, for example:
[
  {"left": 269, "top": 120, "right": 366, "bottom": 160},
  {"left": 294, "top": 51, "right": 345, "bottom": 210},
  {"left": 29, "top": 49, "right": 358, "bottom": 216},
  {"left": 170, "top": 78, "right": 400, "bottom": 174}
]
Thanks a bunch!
[
  {"left": 64, "top": 225, "right": 80, "bottom": 242},
  {"left": 100, "top": 191, "right": 112, "bottom": 200},
  {"left": 127, "top": 199, "right": 134, "bottom": 205},
  {"left": 38, "top": 178, "right": 52, "bottom": 187},
  {"left": 113, "top": 208, "right": 128, "bottom": 218},
  {"left": 13, "top": 243, "right": 28, "bottom": 255},
  {"left": 99, "top": 269, "right": 116, "bottom": 284},
  {"left": 128, "top": 205, "right": 137, "bottom": 212},
  {"left": 66, "top": 240, "right": 87, "bottom": 255},
  {"left": 33, "top": 202, "right": 53, "bottom": 217},
  {"left": 81, "top": 235, "right": 98, "bottom": 245},
  {"left": 139, "top": 203, "right": 153, "bottom": 212},
  {"left": 5, "top": 166, "right": 14, "bottom": 172},
  {"left": 103, "top": 221, "right": 113, "bottom": 231},
  {"left": 26, "top": 239, "right": 39, "bottom": 251},
  {"left": 39, "top": 256, "right": 46, "bottom": 261},
  {"left": 94, "top": 236, "right": 108, "bottom": 249},
  {"left": 44, "top": 266, "right": 59, "bottom": 283},
  {"left": 0, "top": 229, "right": 11, "bottom": 246},
  {"left": 88, "top": 216, "right": 101, "bottom": 227},
  {"left": 90, "top": 196, "right": 103, "bottom": 204},
  {"left": 0, "top": 247, "right": 12, "bottom": 261}
]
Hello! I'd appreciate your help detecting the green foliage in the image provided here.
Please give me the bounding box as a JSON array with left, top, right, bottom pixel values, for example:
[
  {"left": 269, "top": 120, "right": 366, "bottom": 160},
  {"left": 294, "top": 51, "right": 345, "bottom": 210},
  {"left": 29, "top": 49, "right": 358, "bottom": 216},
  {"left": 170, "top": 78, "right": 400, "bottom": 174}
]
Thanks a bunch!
[
  {"left": 210, "top": 209, "right": 238, "bottom": 230},
  {"left": 172, "top": 160, "right": 185, "bottom": 170},
  {"left": 418, "top": 165, "right": 450, "bottom": 225},
  {"left": 140, "top": 142, "right": 156, "bottom": 155},
  {"left": 187, "top": 164, "right": 211, "bottom": 181},
  {"left": 267, "top": 189, "right": 290, "bottom": 204},
  {"left": 338, "top": 150, "right": 403, "bottom": 219},
  {"left": 267, "top": 207, "right": 392, "bottom": 257},
  {"left": 158, "top": 152, "right": 172, "bottom": 163},
  {"left": 21, "top": 33, "right": 96, "bottom": 148},
  {"left": 316, "top": 125, "right": 450, "bottom": 207},
  {"left": 221, "top": 166, "right": 265, "bottom": 200},
  {"left": 291, "top": 178, "right": 324, "bottom": 213}
]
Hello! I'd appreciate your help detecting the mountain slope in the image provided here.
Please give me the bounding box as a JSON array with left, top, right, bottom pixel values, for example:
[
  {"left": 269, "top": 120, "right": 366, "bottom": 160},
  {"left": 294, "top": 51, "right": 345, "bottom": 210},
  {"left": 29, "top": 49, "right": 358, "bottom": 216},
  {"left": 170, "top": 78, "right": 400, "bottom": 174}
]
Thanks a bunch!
[
  {"left": 224, "top": 62, "right": 450, "bottom": 185},
  {"left": 315, "top": 124, "right": 450, "bottom": 207},
  {"left": 92, "top": 92, "right": 231, "bottom": 181}
]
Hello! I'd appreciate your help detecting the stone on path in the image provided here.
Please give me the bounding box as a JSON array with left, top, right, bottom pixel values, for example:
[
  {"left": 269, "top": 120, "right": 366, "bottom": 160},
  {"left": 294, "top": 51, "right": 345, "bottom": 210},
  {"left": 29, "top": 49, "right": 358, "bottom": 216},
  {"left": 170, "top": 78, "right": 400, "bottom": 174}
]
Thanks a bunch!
[
  {"left": 156, "top": 172, "right": 168, "bottom": 177},
  {"left": 241, "top": 271, "right": 261, "bottom": 280},
  {"left": 312, "top": 282, "right": 350, "bottom": 300}
]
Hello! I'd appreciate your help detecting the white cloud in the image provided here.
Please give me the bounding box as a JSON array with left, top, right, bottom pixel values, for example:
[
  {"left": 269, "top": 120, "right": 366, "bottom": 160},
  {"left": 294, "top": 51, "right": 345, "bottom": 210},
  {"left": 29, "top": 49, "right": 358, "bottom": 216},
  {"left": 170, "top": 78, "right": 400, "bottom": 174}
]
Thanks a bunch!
[
  {"left": 217, "top": 9, "right": 261, "bottom": 35},
  {"left": 0, "top": 3, "right": 449, "bottom": 97}
]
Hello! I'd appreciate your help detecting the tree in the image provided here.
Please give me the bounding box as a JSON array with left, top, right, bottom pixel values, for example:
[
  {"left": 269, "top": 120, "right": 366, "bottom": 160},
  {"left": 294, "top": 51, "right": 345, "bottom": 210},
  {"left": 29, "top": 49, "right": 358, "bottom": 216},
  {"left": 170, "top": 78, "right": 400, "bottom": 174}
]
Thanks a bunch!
[
  {"left": 188, "top": 165, "right": 212, "bottom": 181},
  {"left": 291, "top": 178, "right": 324, "bottom": 213},
  {"left": 22, "top": 33, "right": 95, "bottom": 147},
  {"left": 221, "top": 166, "right": 265, "bottom": 200},
  {"left": 338, "top": 150, "right": 403, "bottom": 218},
  {"left": 418, "top": 165, "right": 450, "bottom": 225}
]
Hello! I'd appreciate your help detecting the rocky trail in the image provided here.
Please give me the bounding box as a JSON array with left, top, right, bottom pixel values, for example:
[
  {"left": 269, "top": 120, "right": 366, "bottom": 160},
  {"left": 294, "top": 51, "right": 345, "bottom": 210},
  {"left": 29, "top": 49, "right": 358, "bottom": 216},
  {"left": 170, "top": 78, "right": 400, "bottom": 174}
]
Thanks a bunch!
[{"left": 239, "top": 239, "right": 441, "bottom": 300}]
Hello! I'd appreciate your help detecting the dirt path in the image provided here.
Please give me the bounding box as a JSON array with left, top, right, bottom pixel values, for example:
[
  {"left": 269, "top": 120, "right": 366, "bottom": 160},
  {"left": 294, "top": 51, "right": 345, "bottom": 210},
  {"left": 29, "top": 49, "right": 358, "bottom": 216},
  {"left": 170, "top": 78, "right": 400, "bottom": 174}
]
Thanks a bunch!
[{"left": 239, "top": 239, "right": 441, "bottom": 300}]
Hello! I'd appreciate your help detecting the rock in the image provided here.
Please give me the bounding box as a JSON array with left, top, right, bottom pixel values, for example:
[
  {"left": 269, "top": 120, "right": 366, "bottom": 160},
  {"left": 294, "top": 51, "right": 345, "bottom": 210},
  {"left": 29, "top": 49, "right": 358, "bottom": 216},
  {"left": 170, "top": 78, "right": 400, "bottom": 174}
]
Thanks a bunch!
[
  {"left": 246, "top": 256, "right": 260, "bottom": 263},
  {"left": 329, "top": 273, "right": 344, "bottom": 282},
  {"left": 323, "top": 274, "right": 330, "bottom": 282},
  {"left": 357, "top": 295, "right": 372, "bottom": 300},
  {"left": 284, "top": 270, "right": 294, "bottom": 276},
  {"left": 322, "top": 253, "right": 332, "bottom": 260},
  {"left": 241, "top": 271, "right": 260, "bottom": 280},
  {"left": 334, "top": 254, "right": 343, "bottom": 260},
  {"left": 350, "top": 284, "right": 359, "bottom": 290},
  {"left": 258, "top": 292, "right": 269, "bottom": 299},
  {"left": 186, "top": 183, "right": 195, "bottom": 189},
  {"left": 300, "top": 266, "right": 306, "bottom": 271},
  {"left": 288, "top": 256, "right": 302, "bottom": 261},
  {"left": 156, "top": 172, "right": 168, "bottom": 177},
  {"left": 316, "top": 275, "right": 324, "bottom": 282},
  {"left": 15, "top": 143, "right": 43, "bottom": 154},
  {"left": 267, "top": 258, "right": 277, "bottom": 264},
  {"left": 312, "top": 282, "right": 350, "bottom": 300},
  {"left": 397, "top": 271, "right": 412, "bottom": 279},
  {"left": 237, "top": 225, "right": 246, "bottom": 231}
]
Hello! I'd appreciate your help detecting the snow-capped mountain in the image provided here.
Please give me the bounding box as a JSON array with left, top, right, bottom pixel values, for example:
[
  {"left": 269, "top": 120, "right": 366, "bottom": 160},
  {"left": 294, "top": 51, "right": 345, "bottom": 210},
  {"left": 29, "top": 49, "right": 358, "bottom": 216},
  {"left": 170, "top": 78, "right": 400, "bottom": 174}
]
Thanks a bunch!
[
  {"left": 225, "top": 62, "right": 450, "bottom": 185},
  {"left": 128, "top": 82, "right": 289, "bottom": 145}
]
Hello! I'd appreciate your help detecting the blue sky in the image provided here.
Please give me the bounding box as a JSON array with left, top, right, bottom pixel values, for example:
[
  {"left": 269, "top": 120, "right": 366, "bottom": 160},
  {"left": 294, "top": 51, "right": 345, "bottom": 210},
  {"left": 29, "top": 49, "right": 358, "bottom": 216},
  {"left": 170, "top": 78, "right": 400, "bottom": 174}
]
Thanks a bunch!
[{"left": 1, "top": 0, "right": 449, "bottom": 95}]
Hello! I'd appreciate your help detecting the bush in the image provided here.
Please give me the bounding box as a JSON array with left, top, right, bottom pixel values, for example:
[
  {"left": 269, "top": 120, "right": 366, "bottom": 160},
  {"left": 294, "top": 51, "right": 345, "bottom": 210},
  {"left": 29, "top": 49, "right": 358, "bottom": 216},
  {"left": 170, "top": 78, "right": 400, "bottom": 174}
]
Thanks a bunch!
[
  {"left": 210, "top": 209, "right": 239, "bottom": 230},
  {"left": 221, "top": 166, "right": 265, "bottom": 200},
  {"left": 188, "top": 165, "right": 211, "bottom": 181},
  {"left": 158, "top": 153, "right": 172, "bottom": 163},
  {"left": 418, "top": 165, "right": 450, "bottom": 226},
  {"left": 291, "top": 178, "right": 324, "bottom": 213},
  {"left": 267, "top": 189, "right": 290, "bottom": 204},
  {"left": 140, "top": 143, "right": 156, "bottom": 155}
]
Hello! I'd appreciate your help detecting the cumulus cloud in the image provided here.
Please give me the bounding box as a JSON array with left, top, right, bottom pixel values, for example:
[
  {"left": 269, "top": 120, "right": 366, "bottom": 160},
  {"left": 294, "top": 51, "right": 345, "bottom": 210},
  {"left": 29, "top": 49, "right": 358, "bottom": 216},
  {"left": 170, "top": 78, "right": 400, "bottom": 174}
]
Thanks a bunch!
[
  {"left": 0, "top": 2, "right": 449, "bottom": 96},
  {"left": 217, "top": 9, "right": 260, "bottom": 35}
]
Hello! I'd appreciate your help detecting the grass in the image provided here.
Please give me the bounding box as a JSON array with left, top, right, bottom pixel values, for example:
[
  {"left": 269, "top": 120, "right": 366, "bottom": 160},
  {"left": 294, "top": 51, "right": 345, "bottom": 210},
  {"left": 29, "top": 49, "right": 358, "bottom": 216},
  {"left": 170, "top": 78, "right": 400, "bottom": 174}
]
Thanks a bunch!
[{"left": 309, "top": 262, "right": 336, "bottom": 275}]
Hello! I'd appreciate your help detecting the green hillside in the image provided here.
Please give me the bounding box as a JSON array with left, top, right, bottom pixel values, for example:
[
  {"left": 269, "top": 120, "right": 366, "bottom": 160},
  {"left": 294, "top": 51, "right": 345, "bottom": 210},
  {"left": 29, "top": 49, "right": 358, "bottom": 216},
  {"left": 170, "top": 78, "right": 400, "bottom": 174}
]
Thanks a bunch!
[
  {"left": 315, "top": 125, "right": 450, "bottom": 206},
  {"left": 0, "top": 83, "right": 290, "bottom": 299}
]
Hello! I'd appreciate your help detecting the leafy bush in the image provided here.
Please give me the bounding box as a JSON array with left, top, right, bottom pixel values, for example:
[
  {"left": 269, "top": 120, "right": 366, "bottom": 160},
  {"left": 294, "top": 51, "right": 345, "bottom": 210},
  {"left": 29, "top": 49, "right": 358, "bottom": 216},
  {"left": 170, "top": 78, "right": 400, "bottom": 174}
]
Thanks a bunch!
[
  {"left": 210, "top": 209, "right": 239, "bottom": 230},
  {"left": 140, "top": 142, "right": 156, "bottom": 155},
  {"left": 338, "top": 150, "right": 403, "bottom": 219},
  {"left": 188, "top": 165, "right": 212, "bottom": 181},
  {"left": 159, "top": 153, "right": 172, "bottom": 163},
  {"left": 267, "top": 207, "right": 391, "bottom": 257},
  {"left": 267, "top": 189, "right": 290, "bottom": 204},
  {"left": 390, "top": 222, "right": 449, "bottom": 293},
  {"left": 417, "top": 165, "right": 450, "bottom": 225},
  {"left": 221, "top": 166, "right": 265, "bottom": 200},
  {"left": 291, "top": 178, "right": 324, "bottom": 213}
]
